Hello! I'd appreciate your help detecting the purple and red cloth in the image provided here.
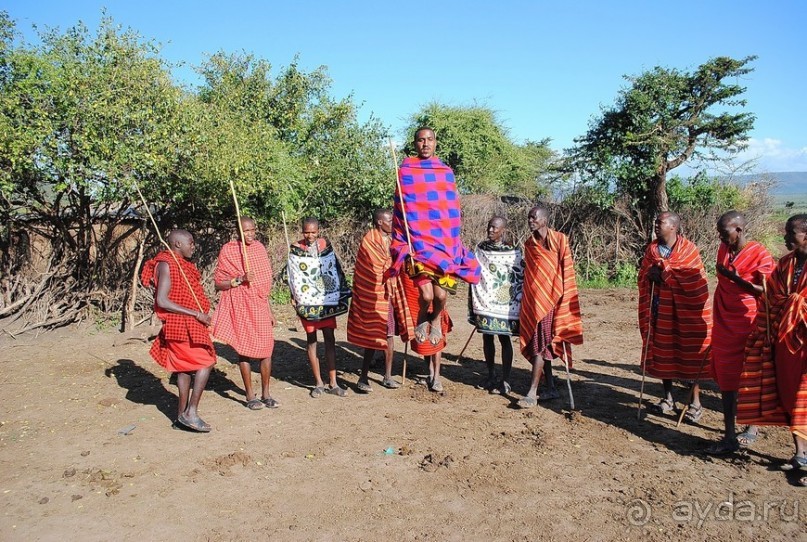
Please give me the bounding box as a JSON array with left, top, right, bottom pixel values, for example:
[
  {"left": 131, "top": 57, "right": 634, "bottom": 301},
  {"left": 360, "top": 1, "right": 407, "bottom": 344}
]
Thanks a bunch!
[{"left": 389, "top": 157, "right": 480, "bottom": 284}]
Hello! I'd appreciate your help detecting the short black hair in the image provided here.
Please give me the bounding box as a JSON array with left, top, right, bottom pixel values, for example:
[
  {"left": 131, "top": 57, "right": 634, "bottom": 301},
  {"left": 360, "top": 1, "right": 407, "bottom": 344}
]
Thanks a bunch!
[
  {"left": 373, "top": 208, "right": 391, "bottom": 224},
  {"left": 301, "top": 216, "right": 319, "bottom": 229},
  {"left": 787, "top": 213, "right": 807, "bottom": 232},
  {"left": 528, "top": 203, "right": 549, "bottom": 220},
  {"left": 717, "top": 210, "right": 746, "bottom": 228},
  {"left": 413, "top": 126, "right": 435, "bottom": 141}
]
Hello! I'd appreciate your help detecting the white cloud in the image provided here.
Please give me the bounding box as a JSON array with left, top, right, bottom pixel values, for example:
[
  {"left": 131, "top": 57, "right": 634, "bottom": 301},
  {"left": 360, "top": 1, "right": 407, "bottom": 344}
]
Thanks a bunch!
[{"left": 736, "top": 138, "right": 807, "bottom": 172}]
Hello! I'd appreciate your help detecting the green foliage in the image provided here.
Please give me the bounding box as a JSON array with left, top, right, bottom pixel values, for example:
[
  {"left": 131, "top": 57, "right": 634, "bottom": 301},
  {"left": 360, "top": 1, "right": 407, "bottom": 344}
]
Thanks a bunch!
[
  {"left": 0, "top": 12, "right": 398, "bottom": 328},
  {"left": 666, "top": 172, "right": 744, "bottom": 211},
  {"left": 613, "top": 262, "right": 639, "bottom": 287},
  {"left": 577, "top": 262, "right": 611, "bottom": 288},
  {"left": 270, "top": 283, "right": 292, "bottom": 306},
  {"left": 576, "top": 261, "right": 638, "bottom": 288},
  {"left": 403, "top": 102, "right": 554, "bottom": 198},
  {"left": 195, "top": 52, "right": 392, "bottom": 223},
  {"left": 566, "top": 56, "right": 756, "bottom": 236}
]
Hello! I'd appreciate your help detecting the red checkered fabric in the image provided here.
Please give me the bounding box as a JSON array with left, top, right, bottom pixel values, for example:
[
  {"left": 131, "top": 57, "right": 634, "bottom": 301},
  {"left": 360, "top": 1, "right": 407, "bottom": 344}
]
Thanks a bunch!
[
  {"left": 211, "top": 240, "right": 275, "bottom": 359},
  {"left": 140, "top": 250, "right": 214, "bottom": 369}
]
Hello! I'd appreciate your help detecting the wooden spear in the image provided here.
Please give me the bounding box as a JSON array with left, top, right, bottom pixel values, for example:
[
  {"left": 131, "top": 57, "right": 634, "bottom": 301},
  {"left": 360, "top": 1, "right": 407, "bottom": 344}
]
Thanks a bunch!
[
  {"left": 228, "top": 179, "right": 250, "bottom": 275},
  {"left": 132, "top": 181, "right": 203, "bottom": 312},
  {"left": 637, "top": 282, "right": 654, "bottom": 420}
]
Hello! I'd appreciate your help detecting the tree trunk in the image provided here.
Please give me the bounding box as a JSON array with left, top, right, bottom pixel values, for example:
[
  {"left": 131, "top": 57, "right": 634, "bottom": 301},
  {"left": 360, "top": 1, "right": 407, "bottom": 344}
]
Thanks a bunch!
[
  {"left": 655, "top": 171, "right": 669, "bottom": 214},
  {"left": 122, "top": 228, "right": 147, "bottom": 332},
  {"left": 643, "top": 171, "right": 670, "bottom": 242}
]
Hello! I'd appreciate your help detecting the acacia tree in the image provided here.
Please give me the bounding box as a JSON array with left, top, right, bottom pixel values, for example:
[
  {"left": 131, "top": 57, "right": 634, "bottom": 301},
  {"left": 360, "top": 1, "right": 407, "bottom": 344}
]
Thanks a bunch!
[
  {"left": 404, "top": 102, "right": 554, "bottom": 198},
  {"left": 567, "top": 55, "right": 756, "bottom": 237}
]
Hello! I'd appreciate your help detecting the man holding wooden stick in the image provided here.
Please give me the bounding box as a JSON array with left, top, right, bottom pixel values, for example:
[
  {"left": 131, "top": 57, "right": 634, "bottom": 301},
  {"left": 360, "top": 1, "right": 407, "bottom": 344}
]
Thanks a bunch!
[
  {"left": 516, "top": 204, "right": 583, "bottom": 408},
  {"left": 705, "top": 211, "right": 773, "bottom": 454},
  {"left": 212, "top": 217, "right": 278, "bottom": 410},
  {"left": 386, "top": 127, "right": 480, "bottom": 392},
  {"left": 637, "top": 211, "right": 712, "bottom": 422},
  {"left": 141, "top": 229, "right": 216, "bottom": 432},
  {"left": 349, "top": 209, "right": 414, "bottom": 393}
]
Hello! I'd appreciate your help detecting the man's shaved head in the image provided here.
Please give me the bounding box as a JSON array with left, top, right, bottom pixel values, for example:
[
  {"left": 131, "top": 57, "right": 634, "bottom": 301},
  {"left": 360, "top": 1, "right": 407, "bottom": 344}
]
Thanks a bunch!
[
  {"left": 658, "top": 211, "right": 681, "bottom": 231},
  {"left": 373, "top": 208, "right": 392, "bottom": 224},
  {"left": 167, "top": 229, "right": 192, "bottom": 246},
  {"left": 717, "top": 210, "right": 746, "bottom": 229}
]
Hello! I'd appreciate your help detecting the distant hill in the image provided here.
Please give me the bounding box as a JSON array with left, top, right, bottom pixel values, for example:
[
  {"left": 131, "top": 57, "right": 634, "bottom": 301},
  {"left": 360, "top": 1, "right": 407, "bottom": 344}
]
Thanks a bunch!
[{"left": 729, "top": 171, "right": 807, "bottom": 196}]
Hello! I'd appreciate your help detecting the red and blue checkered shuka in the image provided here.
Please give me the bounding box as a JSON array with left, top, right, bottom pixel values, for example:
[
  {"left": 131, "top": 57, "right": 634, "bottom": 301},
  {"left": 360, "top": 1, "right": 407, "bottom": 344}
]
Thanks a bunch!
[{"left": 390, "top": 157, "right": 480, "bottom": 284}]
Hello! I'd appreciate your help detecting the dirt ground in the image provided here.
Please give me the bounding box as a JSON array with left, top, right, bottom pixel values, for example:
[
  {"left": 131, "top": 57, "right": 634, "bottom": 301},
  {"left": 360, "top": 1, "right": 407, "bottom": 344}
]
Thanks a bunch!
[{"left": 0, "top": 287, "right": 804, "bottom": 541}]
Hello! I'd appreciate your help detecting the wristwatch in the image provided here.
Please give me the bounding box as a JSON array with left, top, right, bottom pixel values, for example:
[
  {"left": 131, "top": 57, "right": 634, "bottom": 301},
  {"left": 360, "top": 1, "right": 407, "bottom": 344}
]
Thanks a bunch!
[{"left": 230, "top": 277, "right": 240, "bottom": 288}]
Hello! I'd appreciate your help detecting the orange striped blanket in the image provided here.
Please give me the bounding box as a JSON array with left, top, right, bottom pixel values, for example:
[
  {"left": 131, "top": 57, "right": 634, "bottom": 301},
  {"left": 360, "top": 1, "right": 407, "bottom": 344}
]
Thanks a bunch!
[
  {"left": 518, "top": 230, "right": 583, "bottom": 361},
  {"left": 638, "top": 236, "right": 712, "bottom": 379},
  {"left": 737, "top": 251, "right": 807, "bottom": 439},
  {"left": 401, "top": 272, "right": 452, "bottom": 356},
  {"left": 347, "top": 228, "right": 414, "bottom": 350}
]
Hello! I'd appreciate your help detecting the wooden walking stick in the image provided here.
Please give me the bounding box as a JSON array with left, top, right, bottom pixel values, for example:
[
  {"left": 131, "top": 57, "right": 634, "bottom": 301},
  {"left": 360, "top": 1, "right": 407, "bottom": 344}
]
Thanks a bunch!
[
  {"left": 389, "top": 139, "right": 415, "bottom": 265},
  {"left": 676, "top": 345, "right": 711, "bottom": 428},
  {"left": 560, "top": 342, "right": 576, "bottom": 411},
  {"left": 132, "top": 181, "right": 203, "bottom": 312},
  {"left": 402, "top": 342, "right": 408, "bottom": 386},
  {"left": 281, "top": 211, "right": 291, "bottom": 255},
  {"left": 456, "top": 327, "right": 477, "bottom": 364},
  {"left": 762, "top": 277, "right": 772, "bottom": 346},
  {"left": 228, "top": 179, "right": 250, "bottom": 274},
  {"left": 389, "top": 138, "right": 413, "bottom": 380},
  {"left": 637, "top": 282, "right": 655, "bottom": 420}
]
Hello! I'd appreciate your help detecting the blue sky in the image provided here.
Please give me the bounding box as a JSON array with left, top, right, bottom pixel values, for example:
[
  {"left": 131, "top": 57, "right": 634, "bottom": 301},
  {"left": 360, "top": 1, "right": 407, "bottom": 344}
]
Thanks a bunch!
[{"left": 6, "top": 1, "right": 807, "bottom": 172}]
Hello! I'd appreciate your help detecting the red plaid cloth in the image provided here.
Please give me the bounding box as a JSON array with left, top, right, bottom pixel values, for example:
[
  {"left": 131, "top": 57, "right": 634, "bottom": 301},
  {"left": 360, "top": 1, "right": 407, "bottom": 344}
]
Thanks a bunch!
[
  {"left": 211, "top": 240, "right": 275, "bottom": 359},
  {"left": 638, "top": 236, "right": 712, "bottom": 380},
  {"left": 140, "top": 250, "right": 214, "bottom": 369},
  {"left": 390, "top": 157, "right": 480, "bottom": 284}
]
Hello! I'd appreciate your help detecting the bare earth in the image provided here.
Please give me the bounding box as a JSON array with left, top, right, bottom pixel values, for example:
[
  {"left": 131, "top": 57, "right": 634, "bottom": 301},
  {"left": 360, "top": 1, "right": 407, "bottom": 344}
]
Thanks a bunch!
[{"left": 0, "top": 287, "right": 804, "bottom": 541}]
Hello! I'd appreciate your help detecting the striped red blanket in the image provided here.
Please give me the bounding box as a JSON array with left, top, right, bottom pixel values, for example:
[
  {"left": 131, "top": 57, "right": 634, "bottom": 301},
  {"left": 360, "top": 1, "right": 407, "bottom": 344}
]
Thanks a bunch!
[
  {"left": 347, "top": 228, "right": 414, "bottom": 350},
  {"left": 518, "top": 230, "right": 583, "bottom": 362},
  {"left": 389, "top": 157, "right": 480, "bottom": 284},
  {"left": 401, "top": 272, "right": 452, "bottom": 356},
  {"left": 738, "top": 251, "right": 807, "bottom": 439},
  {"left": 211, "top": 240, "right": 275, "bottom": 359},
  {"left": 638, "top": 236, "right": 712, "bottom": 379},
  {"left": 710, "top": 241, "right": 774, "bottom": 391}
]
